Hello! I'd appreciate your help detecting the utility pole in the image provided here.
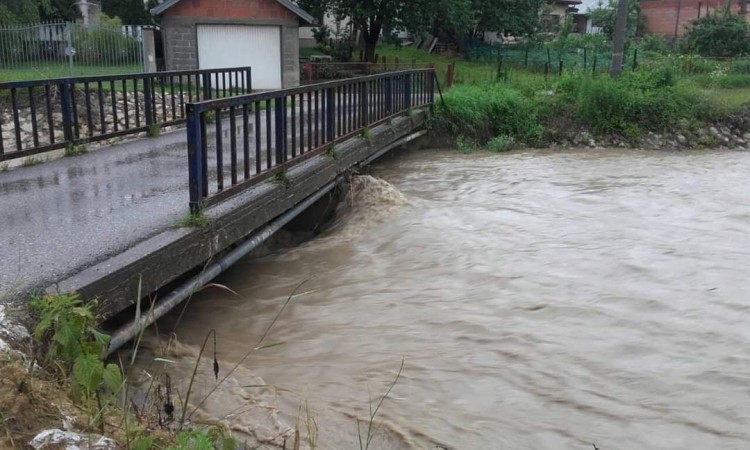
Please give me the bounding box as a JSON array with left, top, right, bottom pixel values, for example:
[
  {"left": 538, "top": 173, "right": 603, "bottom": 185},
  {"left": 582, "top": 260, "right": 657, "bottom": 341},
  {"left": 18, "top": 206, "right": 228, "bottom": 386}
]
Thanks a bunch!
[{"left": 610, "top": 0, "right": 629, "bottom": 77}]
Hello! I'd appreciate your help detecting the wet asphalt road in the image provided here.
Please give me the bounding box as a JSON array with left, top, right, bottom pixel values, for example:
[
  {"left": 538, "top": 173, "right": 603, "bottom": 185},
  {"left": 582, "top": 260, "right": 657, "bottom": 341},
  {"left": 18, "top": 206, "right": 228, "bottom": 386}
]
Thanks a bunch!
[{"left": 0, "top": 131, "right": 190, "bottom": 301}]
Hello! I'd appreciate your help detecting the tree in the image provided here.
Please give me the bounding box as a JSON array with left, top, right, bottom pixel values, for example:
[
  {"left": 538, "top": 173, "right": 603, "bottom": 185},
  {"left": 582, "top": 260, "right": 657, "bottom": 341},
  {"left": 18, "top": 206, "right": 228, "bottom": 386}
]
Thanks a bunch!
[
  {"left": 102, "top": 0, "right": 159, "bottom": 24},
  {"left": 0, "top": 0, "right": 79, "bottom": 24},
  {"left": 680, "top": 7, "right": 750, "bottom": 57},
  {"left": 589, "top": 0, "right": 641, "bottom": 38},
  {"left": 299, "top": 0, "right": 543, "bottom": 61}
]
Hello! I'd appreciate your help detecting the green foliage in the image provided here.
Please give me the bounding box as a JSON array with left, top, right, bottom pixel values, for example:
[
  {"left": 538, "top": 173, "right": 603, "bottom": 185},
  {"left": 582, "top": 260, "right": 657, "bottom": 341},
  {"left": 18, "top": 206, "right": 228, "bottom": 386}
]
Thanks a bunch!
[
  {"left": 174, "top": 212, "right": 208, "bottom": 228},
  {"left": 361, "top": 127, "right": 373, "bottom": 141},
  {"left": 486, "top": 134, "right": 516, "bottom": 152},
  {"left": 147, "top": 124, "right": 162, "bottom": 137},
  {"left": 65, "top": 142, "right": 89, "bottom": 156},
  {"left": 455, "top": 135, "right": 480, "bottom": 153},
  {"left": 102, "top": 0, "right": 158, "bottom": 25},
  {"left": 271, "top": 170, "right": 292, "bottom": 187},
  {"left": 681, "top": 9, "right": 750, "bottom": 57},
  {"left": 433, "top": 83, "right": 543, "bottom": 144},
  {"left": 325, "top": 145, "right": 338, "bottom": 159},
  {"left": 31, "top": 293, "right": 121, "bottom": 400},
  {"left": 0, "top": 163, "right": 9, "bottom": 172},
  {"left": 72, "top": 15, "right": 141, "bottom": 65},
  {"left": 22, "top": 156, "right": 42, "bottom": 167},
  {"left": 557, "top": 69, "right": 696, "bottom": 137},
  {"left": 167, "top": 429, "right": 215, "bottom": 450},
  {"left": 636, "top": 35, "right": 671, "bottom": 54},
  {"left": 588, "top": 0, "right": 643, "bottom": 39}
]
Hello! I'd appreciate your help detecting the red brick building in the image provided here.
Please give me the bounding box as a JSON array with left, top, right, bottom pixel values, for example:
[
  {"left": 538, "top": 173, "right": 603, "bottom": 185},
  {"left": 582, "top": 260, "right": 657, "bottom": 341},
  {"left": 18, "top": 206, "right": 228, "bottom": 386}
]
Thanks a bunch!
[
  {"left": 151, "top": 0, "right": 314, "bottom": 89},
  {"left": 641, "top": 0, "right": 747, "bottom": 37}
]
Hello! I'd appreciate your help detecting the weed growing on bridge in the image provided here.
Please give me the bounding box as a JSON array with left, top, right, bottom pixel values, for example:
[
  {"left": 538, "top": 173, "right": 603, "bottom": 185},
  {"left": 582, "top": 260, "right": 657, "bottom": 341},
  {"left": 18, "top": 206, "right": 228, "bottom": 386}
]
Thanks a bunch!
[
  {"left": 361, "top": 127, "right": 373, "bottom": 142},
  {"left": 174, "top": 211, "right": 209, "bottom": 228},
  {"left": 65, "top": 142, "right": 89, "bottom": 157},
  {"left": 271, "top": 170, "right": 292, "bottom": 187},
  {"left": 22, "top": 156, "right": 42, "bottom": 167},
  {"left": 0, "top": 163, "right": 8, "bottom": 172},
  {"left": 147, "top": 124, "right": 162, "bottom": 138},
  {"left": 325, "top": 145, "right": 339, "bottom": 159}
]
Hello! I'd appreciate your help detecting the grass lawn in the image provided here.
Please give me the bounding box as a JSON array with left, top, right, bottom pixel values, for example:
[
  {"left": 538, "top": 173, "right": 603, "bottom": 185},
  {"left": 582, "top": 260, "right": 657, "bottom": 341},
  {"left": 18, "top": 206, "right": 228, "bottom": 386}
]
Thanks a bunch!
[{"left": 0, "top": 63, "right": 144, "bottom": 82}]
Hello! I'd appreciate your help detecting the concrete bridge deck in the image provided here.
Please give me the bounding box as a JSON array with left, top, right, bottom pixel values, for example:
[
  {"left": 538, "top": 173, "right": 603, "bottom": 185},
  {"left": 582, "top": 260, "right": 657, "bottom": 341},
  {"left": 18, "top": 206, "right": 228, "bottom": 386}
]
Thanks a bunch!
[
  {"left": 0, "top": 130, "right": 190, "bottom": 303},
  {"left": 0, "top": 107, "right": 430, "bottom": 319}
]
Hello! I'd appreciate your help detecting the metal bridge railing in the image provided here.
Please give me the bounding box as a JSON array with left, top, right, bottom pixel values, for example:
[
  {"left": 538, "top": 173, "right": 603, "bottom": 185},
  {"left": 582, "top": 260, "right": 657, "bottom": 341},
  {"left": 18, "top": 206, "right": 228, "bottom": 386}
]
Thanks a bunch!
[
  {"left": 0, "top": 66, "right": 252, "bottom": 162},
  {"left": 185, "top": 68, "right": 436, "bottom": 212}
]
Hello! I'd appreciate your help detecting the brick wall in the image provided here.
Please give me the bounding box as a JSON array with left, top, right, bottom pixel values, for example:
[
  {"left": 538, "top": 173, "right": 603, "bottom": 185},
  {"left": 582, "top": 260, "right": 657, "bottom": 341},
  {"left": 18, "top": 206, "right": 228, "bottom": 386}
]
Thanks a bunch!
[
  {"left": 641, "top": 0, "right": 745, "bottom": 36},
  {"left": 167, "top": 0, "right": 296, "bottom": 20},
  {"left": 159, "top": 0, "right": 302, "bottom": 87}
]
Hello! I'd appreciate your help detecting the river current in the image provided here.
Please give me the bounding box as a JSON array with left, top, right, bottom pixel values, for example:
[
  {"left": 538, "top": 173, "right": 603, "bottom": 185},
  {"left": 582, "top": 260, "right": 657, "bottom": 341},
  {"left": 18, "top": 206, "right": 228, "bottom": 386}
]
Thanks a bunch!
[{"left": 129, "top": 148, "right": 750, "bottom": 449}]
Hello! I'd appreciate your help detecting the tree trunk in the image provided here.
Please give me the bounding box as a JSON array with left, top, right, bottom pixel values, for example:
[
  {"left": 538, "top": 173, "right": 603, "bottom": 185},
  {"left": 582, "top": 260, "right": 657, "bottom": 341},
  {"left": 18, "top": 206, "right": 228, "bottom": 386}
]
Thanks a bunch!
[
  {"left": 610, "top": 0, "right": 629, "bottom": 77},
  {"left": 741, "top": 0, "right": 748, "bottom": 15},
  {"left": 362, "top": 21, "right": 382, "bottom": 63}
]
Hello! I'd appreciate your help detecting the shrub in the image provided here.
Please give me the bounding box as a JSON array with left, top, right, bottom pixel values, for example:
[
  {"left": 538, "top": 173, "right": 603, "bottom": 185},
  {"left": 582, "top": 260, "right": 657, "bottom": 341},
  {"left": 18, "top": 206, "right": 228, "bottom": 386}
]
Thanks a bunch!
[
  {"left": 32, "top": 294, "right": 122, "bottom": 401},
  {"left": 680, "top": 9, "right": 750, "bottom": 57},
  {"left": 433, "top": 84, "right": 543, "bottom": 143},
  {"left": 636, "top": 35, "right": 671, "bottom": 54},
  {"left": 486, "top": 135, "right": 516, "bottom": 152}
]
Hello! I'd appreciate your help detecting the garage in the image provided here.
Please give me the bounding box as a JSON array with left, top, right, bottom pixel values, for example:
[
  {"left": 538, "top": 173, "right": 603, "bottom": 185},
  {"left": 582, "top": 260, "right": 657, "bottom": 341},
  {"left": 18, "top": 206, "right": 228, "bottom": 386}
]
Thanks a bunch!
[
  {"left": 152, "top": 0, "right": 314, "bottom": 89},
  {"left": 197, "top": 25, "right": 282, "bottom": 90}
]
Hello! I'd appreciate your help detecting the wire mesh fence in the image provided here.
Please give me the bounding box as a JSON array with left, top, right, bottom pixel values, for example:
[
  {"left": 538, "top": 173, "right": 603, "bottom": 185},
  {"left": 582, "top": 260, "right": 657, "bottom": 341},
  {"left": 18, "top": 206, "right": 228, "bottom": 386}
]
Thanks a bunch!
[{"left": 0, "top": 22, "right": 145, "bottom": 80}]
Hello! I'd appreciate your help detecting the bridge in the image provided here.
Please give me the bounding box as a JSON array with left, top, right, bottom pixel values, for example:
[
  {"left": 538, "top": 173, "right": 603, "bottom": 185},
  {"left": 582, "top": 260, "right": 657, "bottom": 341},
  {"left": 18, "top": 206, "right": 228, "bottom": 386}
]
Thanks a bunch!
[{"left": 0, "top": 67, "right": 437, "bottom": 347}]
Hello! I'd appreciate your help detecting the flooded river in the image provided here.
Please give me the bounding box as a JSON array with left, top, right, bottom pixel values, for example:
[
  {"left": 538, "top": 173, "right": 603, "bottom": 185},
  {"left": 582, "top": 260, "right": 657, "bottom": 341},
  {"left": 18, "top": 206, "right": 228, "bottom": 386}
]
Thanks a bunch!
[{"left": 132, "top": 148, "right": 750, "bottom": 449}]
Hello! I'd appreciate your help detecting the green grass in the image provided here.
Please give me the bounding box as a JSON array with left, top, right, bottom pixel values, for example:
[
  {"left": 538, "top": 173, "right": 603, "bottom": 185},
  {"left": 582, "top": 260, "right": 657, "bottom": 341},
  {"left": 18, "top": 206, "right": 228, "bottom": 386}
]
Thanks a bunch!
[
  {"left": 0, "top": 63, "right": 144, "bottom": 82},
  {"left": 64, "top": 142, "right": 89, "bottom": 157},
  {"left": 174, "top": 211, "right": 209, "bottom": 228}
]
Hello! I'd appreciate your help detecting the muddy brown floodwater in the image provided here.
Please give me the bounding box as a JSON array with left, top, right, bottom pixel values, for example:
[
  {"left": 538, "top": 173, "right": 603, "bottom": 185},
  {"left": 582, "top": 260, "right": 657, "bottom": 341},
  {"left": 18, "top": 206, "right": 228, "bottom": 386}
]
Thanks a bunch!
[{"left": 131, "top": 148, "right": 750, "bottom": 450}]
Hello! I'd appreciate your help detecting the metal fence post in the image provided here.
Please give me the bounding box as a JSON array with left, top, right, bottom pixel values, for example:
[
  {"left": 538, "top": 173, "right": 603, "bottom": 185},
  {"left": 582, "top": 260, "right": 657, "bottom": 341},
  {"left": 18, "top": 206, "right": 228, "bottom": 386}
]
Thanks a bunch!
[
  {"left": 325, "top": 87, "right": 335, "bottom": 142},
  {"left": 404, "top": 72, "right": 412, "bottom": 110},
  {"left": 428, "top": 70, "right": 435, "bottom": 112},
  {"left": 245, "top": 68, "right": 252, "bottom": 93},
  {"left": 60, "top": 81, "right": 75, "bottom": 143},
  {"left": 360, "top": 81, "right": 369, "bottom": 126},
  {"left": 143, "top": 76, "right": 154, "bottom": 126},
  {"left": 202, "top": 72, "right": 211, "bottom": 100},
  {"left": 385, "top": 76, "right": 393, "bottom": 116},
  {"left": 186, "top": 104, "right": 204, "bottom": 213},
  {"left": 274, "top": 96, "right": 286, "bottom": 164}
]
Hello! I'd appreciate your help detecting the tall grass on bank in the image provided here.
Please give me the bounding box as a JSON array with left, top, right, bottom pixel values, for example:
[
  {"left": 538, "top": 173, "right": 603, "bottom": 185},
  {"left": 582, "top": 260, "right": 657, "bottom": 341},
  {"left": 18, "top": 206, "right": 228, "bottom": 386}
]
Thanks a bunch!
[{"left": 431, "top": 63, "right": 743, "bottom": 148}]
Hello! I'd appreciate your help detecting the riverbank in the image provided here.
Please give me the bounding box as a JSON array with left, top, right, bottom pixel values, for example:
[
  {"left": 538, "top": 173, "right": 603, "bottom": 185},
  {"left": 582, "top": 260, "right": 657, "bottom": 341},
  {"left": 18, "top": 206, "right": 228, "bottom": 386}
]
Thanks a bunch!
[{"left": 430, "top": 68, "right": 750, "bottom": 152}]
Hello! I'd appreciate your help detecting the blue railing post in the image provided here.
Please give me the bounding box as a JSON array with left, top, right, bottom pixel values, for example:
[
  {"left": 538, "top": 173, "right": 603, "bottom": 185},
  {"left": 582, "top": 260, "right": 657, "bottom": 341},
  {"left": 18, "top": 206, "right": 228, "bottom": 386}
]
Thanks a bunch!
[
  {"left": 325, "top": 87, "right": 335, "bottom": 142},
  {"left": 360, "top": 81, "right": 369, "bottom": 126},
  {"left": 143, "top": 76, "right": 154, "bottom": 127},
  {"left": 202, "top": 73, "right": 211, "bottom": 100},
  {"left": 245, "top": 69, "right": 252, "bottom": 93},
  {"left": 275, "top": 96, "right": 286, "bottom": 164},
  {"left": 186, "top": 104, "right": 204, "bottom": 213},
  {"left": 385, "top": 76, "right": 393, "bottom": 116},
  {"left": 404, "top": 72, "right": 412, "bottom": 110},
  {"left": 60, "top": 81, "right": 75, "bottom": 143}
]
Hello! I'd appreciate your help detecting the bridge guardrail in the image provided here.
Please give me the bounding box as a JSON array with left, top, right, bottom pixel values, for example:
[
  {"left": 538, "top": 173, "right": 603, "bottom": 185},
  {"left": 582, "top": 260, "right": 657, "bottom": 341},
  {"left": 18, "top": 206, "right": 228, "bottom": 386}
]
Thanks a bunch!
[
  {"left": 0, "top": 66, "right": 252, "bottom": 162},
  {"left": 185, "top": 68, "right": 436, "bottom": 212}
]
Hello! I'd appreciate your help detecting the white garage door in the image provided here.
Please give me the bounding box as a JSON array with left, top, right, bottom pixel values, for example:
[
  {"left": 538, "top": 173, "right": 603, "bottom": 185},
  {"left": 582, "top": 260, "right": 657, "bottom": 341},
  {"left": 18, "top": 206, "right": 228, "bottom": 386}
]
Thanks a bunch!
[{"left": 197, "top": 25, "right": 282, "bottom": 90}]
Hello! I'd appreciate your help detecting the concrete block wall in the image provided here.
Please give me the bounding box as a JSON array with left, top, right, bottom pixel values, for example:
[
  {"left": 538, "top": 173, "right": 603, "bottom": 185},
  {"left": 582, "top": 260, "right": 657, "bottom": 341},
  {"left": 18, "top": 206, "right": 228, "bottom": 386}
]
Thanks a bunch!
[{"left": 159, "top": 0, "right": 303, "bottom": 87}]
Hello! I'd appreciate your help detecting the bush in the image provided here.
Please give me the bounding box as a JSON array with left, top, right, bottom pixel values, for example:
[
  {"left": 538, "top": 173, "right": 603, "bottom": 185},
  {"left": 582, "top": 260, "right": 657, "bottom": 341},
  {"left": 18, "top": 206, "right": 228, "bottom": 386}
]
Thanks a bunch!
[
  {"left": 433, "top": 84, "right": 543, "bottom": 143},
  {"left": 636, "top": 35, "right": 671, "bottom": 54},
  {"left": 486, "top": 135, "right": 516, "bottom": 152},
  {"left": 680, "top": 9, "right": 750, "bottom": 57},
  {"left": 563, "top": 71, "right": 694, "bottom": 137}
]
